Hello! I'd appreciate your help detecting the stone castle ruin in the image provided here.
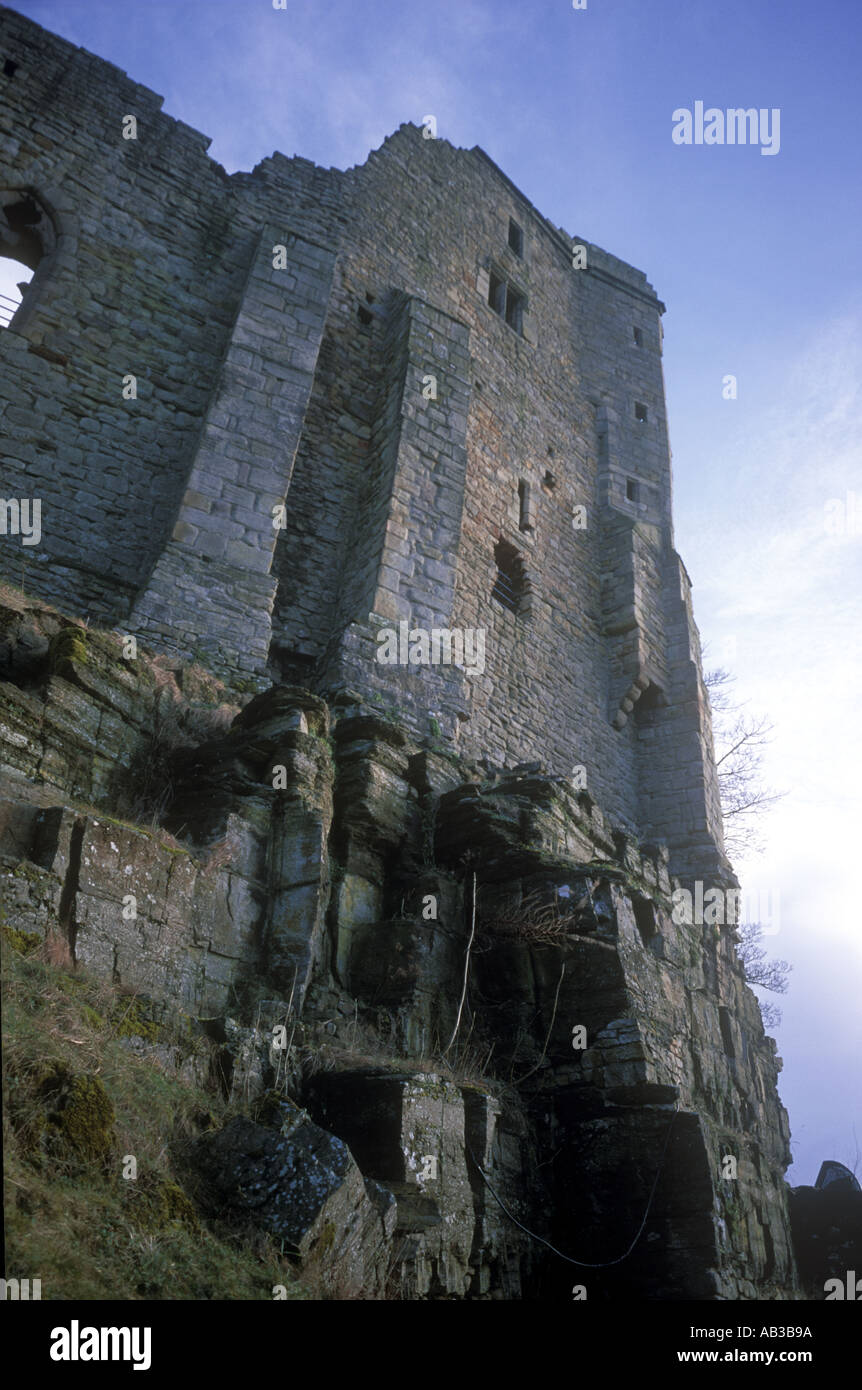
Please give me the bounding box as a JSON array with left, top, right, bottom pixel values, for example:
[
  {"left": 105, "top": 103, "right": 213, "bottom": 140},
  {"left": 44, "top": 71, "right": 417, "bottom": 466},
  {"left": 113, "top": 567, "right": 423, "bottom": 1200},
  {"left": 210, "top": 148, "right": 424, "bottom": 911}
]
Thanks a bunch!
[{"left": 0, "top": 7, "right": 797, "bottom": 1299}]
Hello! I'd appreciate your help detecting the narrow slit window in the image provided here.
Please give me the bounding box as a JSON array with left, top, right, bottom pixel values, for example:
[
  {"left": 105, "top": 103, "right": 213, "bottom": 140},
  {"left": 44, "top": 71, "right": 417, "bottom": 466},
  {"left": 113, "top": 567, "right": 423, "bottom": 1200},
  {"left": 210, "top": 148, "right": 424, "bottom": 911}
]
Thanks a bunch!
[
  {"left": 508, "top": 218, "right": 524, "bottom": 257},
  {"left": 633, "top": 326, "right": 643, "bottom": 347},
  {"left": 635, "top": 402, "right": 648, "bottom": 424},
  {"left": 626, "top": 478, "right": 639, "bottom": 503},
  {"left": 357, "top": 291, "right": 376, "bottom": 326},
  {"left": 518, "top": 479, "right": 533, "bottom": 532}
]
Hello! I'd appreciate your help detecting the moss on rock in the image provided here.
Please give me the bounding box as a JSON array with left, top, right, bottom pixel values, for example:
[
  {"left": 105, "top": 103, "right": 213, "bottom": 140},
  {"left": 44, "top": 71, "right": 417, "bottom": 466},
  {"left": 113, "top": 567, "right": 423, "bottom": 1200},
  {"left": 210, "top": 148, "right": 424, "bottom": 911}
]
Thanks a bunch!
[
  {"left": 48, "top": 625, "right": 88, "bottom": 675},
  {"left": 42, "top": 1069, "right": 115, "bottom": 1163},
  {"left": 132, "top": 1175, "right": 200, "bottom": 1233},
  {"left": 111, "top": 996, "right": 166, "bottom": 1043},
  {"left": 2, "top": 924, "right": 42, "bottom": 955}
]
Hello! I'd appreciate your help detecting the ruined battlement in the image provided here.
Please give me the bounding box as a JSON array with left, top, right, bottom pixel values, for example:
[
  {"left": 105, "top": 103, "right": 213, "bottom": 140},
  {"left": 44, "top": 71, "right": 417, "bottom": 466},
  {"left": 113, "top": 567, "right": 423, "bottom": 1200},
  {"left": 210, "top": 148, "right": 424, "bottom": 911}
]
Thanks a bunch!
[{"left": 0, "top": 5, "right": 727, "bottom": 889}]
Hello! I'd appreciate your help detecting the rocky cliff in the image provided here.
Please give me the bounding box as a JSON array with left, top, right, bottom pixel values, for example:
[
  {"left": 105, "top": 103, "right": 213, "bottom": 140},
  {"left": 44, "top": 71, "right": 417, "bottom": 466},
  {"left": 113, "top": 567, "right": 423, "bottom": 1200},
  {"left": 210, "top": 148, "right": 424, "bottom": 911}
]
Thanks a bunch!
[{"left": 0, "top": 584, "right": 797, "bottom": 1299}]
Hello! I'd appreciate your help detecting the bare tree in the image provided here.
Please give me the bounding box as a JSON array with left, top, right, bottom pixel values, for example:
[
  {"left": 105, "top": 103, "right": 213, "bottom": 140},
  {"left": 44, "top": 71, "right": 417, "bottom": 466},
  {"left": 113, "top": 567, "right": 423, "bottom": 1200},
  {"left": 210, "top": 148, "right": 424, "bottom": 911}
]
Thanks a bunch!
[
  {"left": 705, "top": 666, "right": 785, "bottom": 858},
  {"left": 736, "top": 922, "right": 791, "bottom": 993},
  {"left": 756, "top": 999, "right": 784, "bottom": 1032},
  {"left": 735, "top": 922, "right": 791, "bottom": 1028},
  {"left": 704, "top": 665, "right": 789, "bottom": 1028}
]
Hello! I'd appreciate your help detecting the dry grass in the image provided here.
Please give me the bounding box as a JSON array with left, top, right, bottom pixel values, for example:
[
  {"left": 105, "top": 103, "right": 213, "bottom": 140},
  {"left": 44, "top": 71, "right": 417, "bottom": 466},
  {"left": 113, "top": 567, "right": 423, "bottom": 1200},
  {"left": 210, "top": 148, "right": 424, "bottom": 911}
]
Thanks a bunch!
[
  {"left": 1, "top": 936, "right": 309, "bottom": 1300},
  {"left": 301, "top": 1036, "right": 500, "bottom": 1095},
  {"left": 479, "top": 887, "right": 592, "bottom": 945},
  {"left": 116, "top": 680, "right": 237, "bottom": 831},
  {"left": 0, "top": 580, "right": 33, "bottom": 614}
]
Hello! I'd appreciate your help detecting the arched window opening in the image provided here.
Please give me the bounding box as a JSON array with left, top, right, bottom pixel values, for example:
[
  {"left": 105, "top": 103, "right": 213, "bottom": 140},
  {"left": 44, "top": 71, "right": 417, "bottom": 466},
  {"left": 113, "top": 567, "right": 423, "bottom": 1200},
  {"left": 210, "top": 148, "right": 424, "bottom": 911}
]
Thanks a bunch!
[
  {"left": 0, "top": 256, "right": 34, "bottom": 328},
  {"left": 0, "top": 192, "right": 55, "bottom": 329},
  {"left": 491, "top": 538, "right": 528, "bottom": 616},
  {"left": 634, "top": 681, "right": 666, "bottom": 723}
]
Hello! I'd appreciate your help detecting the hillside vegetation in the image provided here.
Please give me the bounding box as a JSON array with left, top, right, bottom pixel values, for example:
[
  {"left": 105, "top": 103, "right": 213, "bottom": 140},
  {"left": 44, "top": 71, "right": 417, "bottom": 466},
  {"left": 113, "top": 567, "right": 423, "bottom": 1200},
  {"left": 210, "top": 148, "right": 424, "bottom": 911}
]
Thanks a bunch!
[{"left": 1, "top": 928, "right": 309, "bottom": 1300}]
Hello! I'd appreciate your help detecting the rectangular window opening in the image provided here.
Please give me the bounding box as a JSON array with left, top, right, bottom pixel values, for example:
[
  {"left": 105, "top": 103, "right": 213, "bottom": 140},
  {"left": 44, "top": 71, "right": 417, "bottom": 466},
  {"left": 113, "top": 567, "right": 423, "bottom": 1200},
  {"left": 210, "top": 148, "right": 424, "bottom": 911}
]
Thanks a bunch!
[
  {"left": 505, "top": 284, "right": 524, "bottom": 333},
  {"left": 488, "top": 269, "right": 506, "bottom": 317},
  {"left": 508, "top": 218, "right": 524, "bottom": 257},
  {"left": 491, "top": 539, "right": 527, "bottom": 617},
  {"left": 626, "top": 478, "right": 639, "bottom": 503},
  {"left": 635, "top": 402, "right": 648, "bottom": 424},
  {"left": 633, "top": 326, "right": 643, "bottom": 347},
  {"left": 487, "top": 265, "right": 525, "bottom": 336}
]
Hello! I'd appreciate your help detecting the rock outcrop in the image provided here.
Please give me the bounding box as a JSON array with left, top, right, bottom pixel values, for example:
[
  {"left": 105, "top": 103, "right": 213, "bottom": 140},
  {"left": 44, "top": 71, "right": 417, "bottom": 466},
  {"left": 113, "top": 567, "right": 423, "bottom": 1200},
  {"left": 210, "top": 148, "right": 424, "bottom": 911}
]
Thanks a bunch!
[{"left": 0, "top": 589, "right": 797, "bottom": 1299}]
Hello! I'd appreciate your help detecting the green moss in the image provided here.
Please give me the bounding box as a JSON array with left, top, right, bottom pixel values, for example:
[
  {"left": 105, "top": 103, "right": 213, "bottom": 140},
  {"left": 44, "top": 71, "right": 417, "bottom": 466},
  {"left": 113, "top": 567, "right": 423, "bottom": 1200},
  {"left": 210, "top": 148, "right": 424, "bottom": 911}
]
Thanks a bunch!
[
  {"left": 157, "top": 1180, "right": 199, "bottom": 1230},
  {"left": 2, "top": 924, "right": 41, "bottom": 955},
  {"left": 251, "top": 1089, "right": 292, "bottom": 1128},
  {"left": 132, "top": 1175, "right": 199, "bottom": 1233},
  {"left": 90, "top": 811, "right": 148, "bottom": 835},
  {"left": 81, "top": 1005, "right": 104, "bottom": 1030},
  {"left": 49, "top": 1072, "right": 115, "bottom": 1163},
  {"left": 49, "top": 626, "right": 88, "bottom": 674},
  {"left": 55, "top": 972, "right": 88, "bottom": 996},
  {"left": 2, "top": 947, "right": 310, "bottom": 1299},
  {"left": 111, "top": 996, "right": 166, "bottom": 1043},
  {"left": 9, "top": 860, "right": 52, "bottom": 885}
]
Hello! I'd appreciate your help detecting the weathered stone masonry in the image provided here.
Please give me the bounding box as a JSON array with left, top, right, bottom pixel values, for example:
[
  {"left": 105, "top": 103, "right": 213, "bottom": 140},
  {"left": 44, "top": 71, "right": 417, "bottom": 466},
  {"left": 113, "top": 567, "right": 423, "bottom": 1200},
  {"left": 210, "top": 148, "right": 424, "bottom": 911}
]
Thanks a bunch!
[
  {"left": 0, "top": 9, "right": 798, "bottom": 1300},
  {"left": 0, "top": 5, "right": 726, "bottom": 891}
]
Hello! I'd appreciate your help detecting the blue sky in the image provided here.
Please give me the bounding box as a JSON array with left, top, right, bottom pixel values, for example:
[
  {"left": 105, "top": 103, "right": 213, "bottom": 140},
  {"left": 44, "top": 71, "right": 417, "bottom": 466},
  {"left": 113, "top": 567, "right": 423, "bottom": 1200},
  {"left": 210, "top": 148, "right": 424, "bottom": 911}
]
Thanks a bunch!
[{"left": 7, "top": 0, "right": 861, "bottom": 1187}]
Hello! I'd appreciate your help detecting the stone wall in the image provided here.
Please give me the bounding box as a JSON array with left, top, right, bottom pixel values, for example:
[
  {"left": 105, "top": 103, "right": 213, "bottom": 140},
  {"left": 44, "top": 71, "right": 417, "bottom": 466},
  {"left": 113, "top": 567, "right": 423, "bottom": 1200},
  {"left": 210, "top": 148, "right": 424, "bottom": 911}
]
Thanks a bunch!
[
  {"left": 0, "top": 6, "right": 728, "bottom": 887},
  {"left": 0, "top": 8, "right": 259, "bottom": 619},
  {"left": 0, "top": 10, "right": 794, "bottom": 1300}
]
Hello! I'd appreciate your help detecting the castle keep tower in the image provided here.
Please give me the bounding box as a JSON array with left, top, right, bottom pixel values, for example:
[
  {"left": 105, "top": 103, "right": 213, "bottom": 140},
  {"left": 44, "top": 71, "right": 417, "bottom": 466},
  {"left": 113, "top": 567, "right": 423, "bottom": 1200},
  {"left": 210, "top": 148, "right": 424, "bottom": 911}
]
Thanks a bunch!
[
  {"left": 0, "top": 7, "right": 726, "bottom": 891},
  {"left": 0, "top": 8, "right": 797, "bottom": 1303}
]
